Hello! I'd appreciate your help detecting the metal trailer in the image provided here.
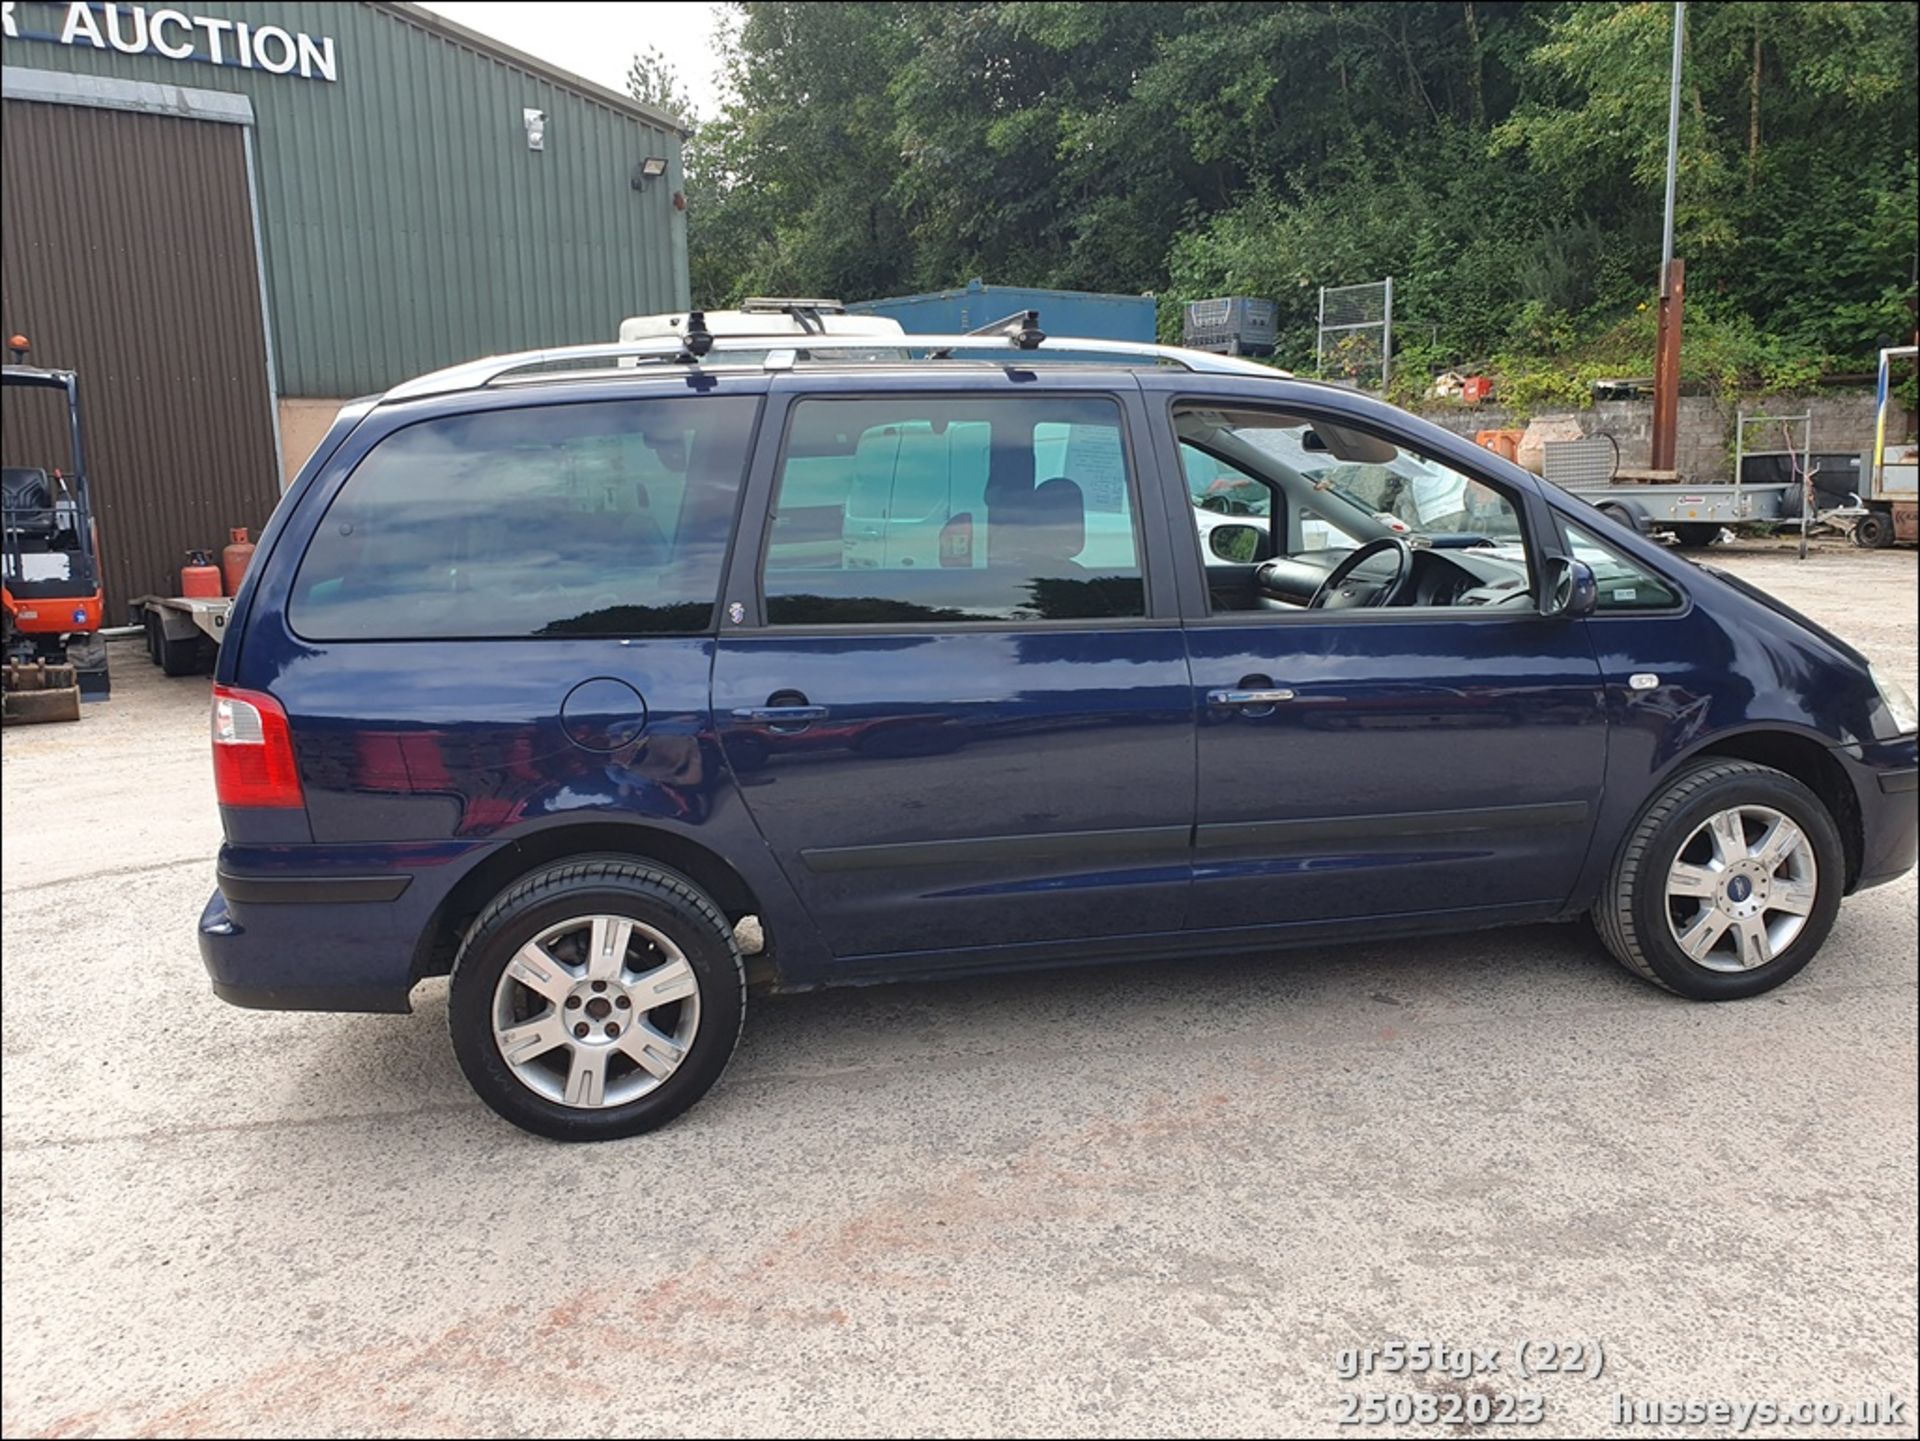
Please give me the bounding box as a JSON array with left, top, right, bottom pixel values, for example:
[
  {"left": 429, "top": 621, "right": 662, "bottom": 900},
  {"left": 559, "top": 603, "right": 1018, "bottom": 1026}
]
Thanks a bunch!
[
  {"left": 1571, "top": 481, "right": 1798, "bottom": 547},
  {"left": 130, "top": 594, "right": 231, "bottom": 676},
  {"left": 1538, "top": 434, "right": 1798, "bottom": 548}
]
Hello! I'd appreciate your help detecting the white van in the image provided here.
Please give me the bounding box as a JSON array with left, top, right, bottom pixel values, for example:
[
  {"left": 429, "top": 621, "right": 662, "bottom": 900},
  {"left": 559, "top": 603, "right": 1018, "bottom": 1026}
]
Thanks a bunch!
[{"left": 617, "top": 299, "right": 908, "bottom": 360}]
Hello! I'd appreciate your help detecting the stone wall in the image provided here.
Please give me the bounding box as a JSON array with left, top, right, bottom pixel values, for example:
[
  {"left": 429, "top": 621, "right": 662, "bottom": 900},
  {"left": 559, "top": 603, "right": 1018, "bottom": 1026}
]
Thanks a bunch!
[{"left": 1416, "top": 391, "right": 1887, "bottom": 482}]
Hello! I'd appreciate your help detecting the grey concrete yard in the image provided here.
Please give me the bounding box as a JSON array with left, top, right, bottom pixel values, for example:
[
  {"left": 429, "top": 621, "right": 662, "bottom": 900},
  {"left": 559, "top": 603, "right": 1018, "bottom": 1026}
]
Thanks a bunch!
[{"left": 3, "top": 539, "right": 1915, "bottom": 1439}]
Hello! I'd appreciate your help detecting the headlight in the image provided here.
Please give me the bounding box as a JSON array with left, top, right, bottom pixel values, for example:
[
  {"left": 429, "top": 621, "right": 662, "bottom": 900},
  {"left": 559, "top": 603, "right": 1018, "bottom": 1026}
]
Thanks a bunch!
[{"left": 1871, "top": 663, "right": 1919, "bottom": 738}]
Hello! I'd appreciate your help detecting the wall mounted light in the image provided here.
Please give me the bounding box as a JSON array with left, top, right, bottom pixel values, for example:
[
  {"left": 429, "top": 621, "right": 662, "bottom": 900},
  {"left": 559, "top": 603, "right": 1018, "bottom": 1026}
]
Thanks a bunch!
[
  {"left": 631, "top": 156, "right": 669, "bottom": 189},
  {"left": 523, "top": 108, "right": 546, "bottom": 151}
]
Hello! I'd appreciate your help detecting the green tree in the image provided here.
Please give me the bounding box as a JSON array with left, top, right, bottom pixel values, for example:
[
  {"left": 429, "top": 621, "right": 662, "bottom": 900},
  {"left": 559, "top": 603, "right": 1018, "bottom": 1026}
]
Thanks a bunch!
[
  {"left": 625, "top": 45, "right": 694, "bottom": 123},
  {"left": 683, "top": 3, "right": 918, "bottom": 306},
  {"left": 685, "top": 1, "right": 1918, "bottom": 373},
  {"left": 1496, "top": 1, "right": 1917, "bottom": 355}
]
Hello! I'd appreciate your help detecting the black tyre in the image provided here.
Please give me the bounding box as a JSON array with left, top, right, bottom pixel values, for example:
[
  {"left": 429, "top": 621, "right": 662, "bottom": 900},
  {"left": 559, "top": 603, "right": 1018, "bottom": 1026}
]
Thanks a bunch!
[
  {"left": 449, "top": 859, "right": 744, "bottom": 1140},
  {"left": 1596, "top": 499, "right": 1652, "bottom": 536},
  {"left": 159, "top": 633, "right": 200, "bottom": 676},
  {"left": 143, "top": 610, "right": 163, "bottom": 666},
  {"left": 1594, "top": 759, "right": 1844, "bottom": 1000},
  {"left": 1670, "top": 523, "right": 1720, "bottom": 549},
  {"left": 1854, "top": 511, "right": 1895, "bottom": 549}
]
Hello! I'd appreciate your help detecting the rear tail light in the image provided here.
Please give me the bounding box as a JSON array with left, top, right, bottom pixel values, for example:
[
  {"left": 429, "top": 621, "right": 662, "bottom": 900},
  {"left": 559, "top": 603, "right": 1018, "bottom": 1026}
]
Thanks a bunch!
[{"left": 211, "top": 685, "right": 304, "bottom": 809}]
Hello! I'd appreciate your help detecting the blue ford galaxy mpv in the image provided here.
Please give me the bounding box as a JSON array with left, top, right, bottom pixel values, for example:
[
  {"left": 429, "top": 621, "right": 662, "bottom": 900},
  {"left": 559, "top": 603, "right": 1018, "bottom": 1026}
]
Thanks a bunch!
[{"left": 200, "top": 320, "right": 1918, "bottom": 1139}]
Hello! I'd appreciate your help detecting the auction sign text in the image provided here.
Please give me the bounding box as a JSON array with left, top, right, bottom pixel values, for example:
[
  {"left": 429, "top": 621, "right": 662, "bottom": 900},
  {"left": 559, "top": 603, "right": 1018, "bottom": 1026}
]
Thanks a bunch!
[{"left": 3, "top": 3, "right": 338, "bottom": 82}]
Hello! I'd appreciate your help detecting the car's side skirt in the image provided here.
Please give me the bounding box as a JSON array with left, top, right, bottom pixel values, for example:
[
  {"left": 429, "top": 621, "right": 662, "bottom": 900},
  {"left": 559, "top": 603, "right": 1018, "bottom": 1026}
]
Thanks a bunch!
[{"left": 787, "top": 898, "right": 1567, "bottom": 990}]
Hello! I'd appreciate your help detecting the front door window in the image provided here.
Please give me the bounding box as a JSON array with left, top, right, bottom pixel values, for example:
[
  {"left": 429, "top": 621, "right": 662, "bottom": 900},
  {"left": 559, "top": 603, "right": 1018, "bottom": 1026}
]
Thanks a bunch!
[{"left": 1175, "top": 407, "right": 1535, "bottom": 615}]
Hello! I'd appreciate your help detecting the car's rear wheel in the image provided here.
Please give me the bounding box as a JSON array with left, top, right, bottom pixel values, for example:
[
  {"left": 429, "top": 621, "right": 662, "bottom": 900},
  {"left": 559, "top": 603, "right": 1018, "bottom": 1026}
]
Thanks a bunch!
[
  {"left": 1595, "top": 759, "right": 1844, "bottom": 999},
  {"left": 449, "top": 859, "right": 743, "bottom": 1140}
]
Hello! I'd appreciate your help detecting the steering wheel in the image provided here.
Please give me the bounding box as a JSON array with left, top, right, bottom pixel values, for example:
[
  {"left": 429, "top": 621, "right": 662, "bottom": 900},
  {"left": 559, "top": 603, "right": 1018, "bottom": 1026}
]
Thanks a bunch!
[{"left": 1308, "top": 536, "right": 1416, "bottom": 610}]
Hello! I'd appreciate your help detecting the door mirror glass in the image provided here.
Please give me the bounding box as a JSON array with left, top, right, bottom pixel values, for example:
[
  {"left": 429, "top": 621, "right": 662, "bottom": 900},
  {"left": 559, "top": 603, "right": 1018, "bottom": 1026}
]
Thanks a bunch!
[
  {"left": 1207, "top": 523, "right": 1261, "bottom": 564},
  {"left": 1542, "top": 556, "right": 1598, "bottom": 619}
]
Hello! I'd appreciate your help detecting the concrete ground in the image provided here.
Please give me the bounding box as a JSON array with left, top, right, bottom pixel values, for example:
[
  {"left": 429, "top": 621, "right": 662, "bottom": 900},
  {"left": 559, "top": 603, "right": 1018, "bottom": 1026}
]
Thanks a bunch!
[{"left": 3, "top": 538, "right": 1915, "bottom": 1439}]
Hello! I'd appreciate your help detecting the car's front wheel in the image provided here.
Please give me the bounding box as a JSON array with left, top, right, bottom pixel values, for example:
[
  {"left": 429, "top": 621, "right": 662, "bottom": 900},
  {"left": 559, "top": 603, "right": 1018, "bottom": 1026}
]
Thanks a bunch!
[
  {"left": 1595, "top": 759, "right": 1844, "bottom": 999},
  {"left": 449, "top": 859, "right": 744, "bottom": 1140}
]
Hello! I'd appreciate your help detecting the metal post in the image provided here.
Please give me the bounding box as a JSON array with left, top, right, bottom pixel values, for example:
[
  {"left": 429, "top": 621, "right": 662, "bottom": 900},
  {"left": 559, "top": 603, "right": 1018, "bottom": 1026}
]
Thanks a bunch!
[
  {"left": 1734, "top": 407, "right": 1745, "bottom": 498},
  {"left": 1316, "top": 286, "right": 1326, "bottom": 379},
  {"left": 1792, "top": 414, "right": 1813, "bottom": 561},
  {"left": 1650, "top": 2, "right": 1686, "bottom": 474},
  {"left": 1871, "top": 347, "right": 1893, "bottom": 495},
  {"left": 1799, "top": 454, "right": 1812, "bottom": 560},
  {"left": 242, "top": 126, "right": 287, "bottom": 491},
  {"left": 1660, "top": 3, "right": 1684, "bottom": 285},
  {"left": 1381, "top": 275, "right": 1394, "bottom": 391}
]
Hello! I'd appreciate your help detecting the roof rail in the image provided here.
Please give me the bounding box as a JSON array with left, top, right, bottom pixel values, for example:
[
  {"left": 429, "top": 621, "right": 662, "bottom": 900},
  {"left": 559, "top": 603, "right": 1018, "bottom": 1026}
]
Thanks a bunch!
[{"left": 381, "top": 332, "right": 1286, "bottom": 402}]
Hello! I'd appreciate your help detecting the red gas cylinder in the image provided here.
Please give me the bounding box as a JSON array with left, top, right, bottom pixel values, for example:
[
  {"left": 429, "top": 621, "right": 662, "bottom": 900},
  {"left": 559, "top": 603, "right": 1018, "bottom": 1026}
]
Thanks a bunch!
[
  {"left": 222, "top": 526, "right": 256, "bottom": 595},
  {"left": 181, "top": 550, "right": 223, "bottom": 598}
]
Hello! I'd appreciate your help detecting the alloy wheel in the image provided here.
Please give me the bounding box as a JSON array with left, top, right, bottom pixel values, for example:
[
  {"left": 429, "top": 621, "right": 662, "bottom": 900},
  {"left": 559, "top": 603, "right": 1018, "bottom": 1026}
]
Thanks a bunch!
[
  {"left": 1664, "top": 804, "right": 1819, "bottom": 973},
  {"left": 491, "top": 913, "right": 701, "bottom": 1107}
]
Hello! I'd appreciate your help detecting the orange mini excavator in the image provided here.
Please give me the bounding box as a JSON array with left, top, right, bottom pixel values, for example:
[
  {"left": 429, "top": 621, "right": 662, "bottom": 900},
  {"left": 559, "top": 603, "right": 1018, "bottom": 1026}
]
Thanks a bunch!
[{"left": 3, "top": 335, "right": 108, "bottom": 723}]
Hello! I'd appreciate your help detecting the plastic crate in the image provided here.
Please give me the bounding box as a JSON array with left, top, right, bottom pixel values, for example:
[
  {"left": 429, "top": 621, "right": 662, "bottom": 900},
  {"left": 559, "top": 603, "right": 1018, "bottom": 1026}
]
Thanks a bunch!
[{"left": 1182, "top": 297, "right": 1278, "bottom": 356}]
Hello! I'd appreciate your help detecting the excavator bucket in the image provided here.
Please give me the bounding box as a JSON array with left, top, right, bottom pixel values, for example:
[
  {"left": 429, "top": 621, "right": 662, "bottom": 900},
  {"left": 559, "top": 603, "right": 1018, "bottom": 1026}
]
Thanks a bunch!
[{"left": 2, "top": 661, "right": 83, "bottom": 724}]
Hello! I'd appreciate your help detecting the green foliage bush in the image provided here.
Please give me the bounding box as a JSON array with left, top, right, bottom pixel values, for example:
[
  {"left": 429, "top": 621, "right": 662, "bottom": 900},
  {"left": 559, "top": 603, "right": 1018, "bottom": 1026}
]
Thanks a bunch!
[{"left": 670, "top": 2, "right": 1917, "bottom": 389}]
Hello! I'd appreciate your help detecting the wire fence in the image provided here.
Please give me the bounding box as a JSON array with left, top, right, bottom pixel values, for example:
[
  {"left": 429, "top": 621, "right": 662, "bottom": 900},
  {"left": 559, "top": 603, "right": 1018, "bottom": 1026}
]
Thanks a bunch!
[{"left": 1316, "top": 278, "right": 1393, "bottom": 389}]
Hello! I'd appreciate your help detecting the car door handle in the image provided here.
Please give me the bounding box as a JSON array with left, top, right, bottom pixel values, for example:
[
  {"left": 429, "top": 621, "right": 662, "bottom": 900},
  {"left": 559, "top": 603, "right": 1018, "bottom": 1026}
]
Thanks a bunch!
[
  {"left": 1206, "top": 688, "right": 1296, "bottom": 707},
  {"left": 732, "top": 705, "right": 830, "bottom": 723}
]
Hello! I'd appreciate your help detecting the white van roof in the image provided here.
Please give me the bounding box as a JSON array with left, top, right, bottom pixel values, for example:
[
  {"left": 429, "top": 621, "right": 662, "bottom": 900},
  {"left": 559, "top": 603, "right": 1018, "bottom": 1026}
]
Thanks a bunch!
[{"left": 619, "top": 300, "right": 905, "bottom": 343}]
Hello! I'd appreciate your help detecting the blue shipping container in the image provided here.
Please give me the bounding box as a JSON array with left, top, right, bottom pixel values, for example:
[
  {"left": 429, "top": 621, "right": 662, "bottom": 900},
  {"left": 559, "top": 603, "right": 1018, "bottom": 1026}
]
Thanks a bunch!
[{"left": 848, "top": 278, "right": 1157, "bottom": 343}]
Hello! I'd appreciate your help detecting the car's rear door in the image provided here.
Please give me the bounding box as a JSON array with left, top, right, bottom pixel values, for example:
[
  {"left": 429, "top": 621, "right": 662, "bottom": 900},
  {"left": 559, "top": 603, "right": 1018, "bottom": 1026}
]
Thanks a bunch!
[
  {"left": 711, "top": 371, "right": 1196, "bottom": 971},
  {"left": 1145, "top": 374, "right": 1609, "bottom": 936}
]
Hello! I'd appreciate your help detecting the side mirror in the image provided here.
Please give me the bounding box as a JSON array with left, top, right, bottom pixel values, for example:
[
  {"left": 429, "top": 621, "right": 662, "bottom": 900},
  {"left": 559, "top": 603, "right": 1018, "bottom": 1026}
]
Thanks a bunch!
[
  {"left": 1542, "top": 556, "right": 1598, "bottom": 618},
  {"left": 1208, "top": 523, "right": 1261, "bottom": 564}
]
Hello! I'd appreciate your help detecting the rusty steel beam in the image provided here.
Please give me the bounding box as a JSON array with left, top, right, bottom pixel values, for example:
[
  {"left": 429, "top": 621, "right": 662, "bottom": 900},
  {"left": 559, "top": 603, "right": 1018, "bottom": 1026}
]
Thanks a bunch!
[{"left": 1651, "top": 259, "right": 1686, "bottom": 475}]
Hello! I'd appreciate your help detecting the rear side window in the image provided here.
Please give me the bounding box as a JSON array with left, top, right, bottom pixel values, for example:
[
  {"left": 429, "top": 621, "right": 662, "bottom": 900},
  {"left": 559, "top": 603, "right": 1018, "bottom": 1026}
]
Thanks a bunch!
[
  {"left": 290, "top": 397, "right": 755, "bottom": 639},
  {"left": 762, "top": 395, "right": 1145, "bottom": 624}
]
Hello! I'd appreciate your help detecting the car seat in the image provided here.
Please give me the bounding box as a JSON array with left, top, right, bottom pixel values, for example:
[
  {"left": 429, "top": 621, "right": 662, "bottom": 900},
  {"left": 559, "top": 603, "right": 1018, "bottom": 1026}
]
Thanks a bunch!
[{"left": 996, "top": 476, "right": 1088, "bottom": 574}]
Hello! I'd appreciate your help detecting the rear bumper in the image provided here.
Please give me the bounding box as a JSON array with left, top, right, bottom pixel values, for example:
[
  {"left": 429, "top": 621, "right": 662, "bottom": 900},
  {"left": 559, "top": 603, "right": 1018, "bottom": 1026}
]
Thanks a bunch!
[
  {"left": 198, "top": 885, "right": 417, "bottom": 1014},
  {"left": 1835, "top": 736, "right": 1919, "bottom": 892}
]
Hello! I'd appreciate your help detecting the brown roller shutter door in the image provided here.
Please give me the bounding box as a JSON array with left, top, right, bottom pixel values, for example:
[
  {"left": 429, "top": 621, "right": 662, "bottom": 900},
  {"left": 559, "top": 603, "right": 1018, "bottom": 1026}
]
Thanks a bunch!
[{"left": 1, "top": 98, "right": 282, "bottom": 621}]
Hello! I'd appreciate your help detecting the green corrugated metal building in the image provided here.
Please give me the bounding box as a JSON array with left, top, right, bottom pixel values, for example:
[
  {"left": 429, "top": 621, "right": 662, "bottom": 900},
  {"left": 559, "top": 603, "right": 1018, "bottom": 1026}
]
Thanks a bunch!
[{"left": 4, "top": 0, "right": 688, "bottom": 492}]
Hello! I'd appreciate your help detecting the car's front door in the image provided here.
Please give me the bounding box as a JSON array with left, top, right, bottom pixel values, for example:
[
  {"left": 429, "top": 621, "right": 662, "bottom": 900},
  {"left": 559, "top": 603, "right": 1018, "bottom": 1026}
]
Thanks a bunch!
[
  {"left": 712, "top": 376, "right": 1195, "bottom": 969},
  {"left": 1150, "top": 384, "right": 1609, "bottom": 935}
]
